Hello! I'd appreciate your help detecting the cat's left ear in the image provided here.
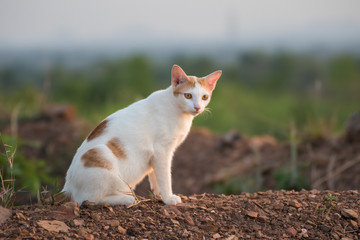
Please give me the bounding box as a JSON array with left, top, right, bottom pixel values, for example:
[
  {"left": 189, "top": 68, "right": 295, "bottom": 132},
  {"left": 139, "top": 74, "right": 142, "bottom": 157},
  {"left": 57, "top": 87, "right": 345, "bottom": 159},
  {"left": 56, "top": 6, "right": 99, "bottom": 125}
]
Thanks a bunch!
[{"left": 205, "top": 70, "right": 222, "bottom": 91}]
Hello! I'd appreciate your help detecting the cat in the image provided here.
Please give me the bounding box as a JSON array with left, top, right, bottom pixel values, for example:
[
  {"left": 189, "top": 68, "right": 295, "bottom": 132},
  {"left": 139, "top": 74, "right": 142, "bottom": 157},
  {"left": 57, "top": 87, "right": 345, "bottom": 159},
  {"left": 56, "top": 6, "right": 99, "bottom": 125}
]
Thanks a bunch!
[{"left": 62, "top": 65, "right": 222, "bottom": 206}]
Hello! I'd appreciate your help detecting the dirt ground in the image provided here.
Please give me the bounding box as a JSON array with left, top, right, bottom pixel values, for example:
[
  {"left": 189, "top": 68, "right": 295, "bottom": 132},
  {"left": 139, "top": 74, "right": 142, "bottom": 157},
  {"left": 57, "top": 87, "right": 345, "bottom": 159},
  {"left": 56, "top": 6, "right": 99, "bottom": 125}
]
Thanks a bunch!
[{"left": 1, "top": 190, "right": 359, "bottom": 239}]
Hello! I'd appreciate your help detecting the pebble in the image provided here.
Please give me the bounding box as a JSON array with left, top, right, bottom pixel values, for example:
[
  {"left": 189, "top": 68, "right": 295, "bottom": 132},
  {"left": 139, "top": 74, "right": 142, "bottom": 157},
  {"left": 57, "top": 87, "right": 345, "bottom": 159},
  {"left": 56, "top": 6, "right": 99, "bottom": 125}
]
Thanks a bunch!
[
  {"left": 286, "top": 227, "right": 297, "bottom": 237},
  {"left": 212, "top": 233, "right": 221, "bottom": 239},
  {"left": 256, "top": 231, "right": 264, "bottom": 238},
  {"left": 117, "top": 226, "right": 126, "bottom": 234},
  {"left": 73, "top": 219, "right": 84, "bottom": 226},
  {"left": 103, "top": 220, "right": 120, "bottom": 227},
  {"left": 341, "top": 209, "right": 358, "bottom": 220},
  {"left": 245, "top": 210, "right": 258, "bottom": 218},
  {"left": 0, "top": 207, "right": 12, "bottom": 224},
  {"left": 91, "top": 213, "right": 101, "bottom": 222},
  {"left": 290, "top": 200, "right": 302, "bottom": 208},
  {"left": 350, "top": 220, "right": 358, "bottom": 229}
]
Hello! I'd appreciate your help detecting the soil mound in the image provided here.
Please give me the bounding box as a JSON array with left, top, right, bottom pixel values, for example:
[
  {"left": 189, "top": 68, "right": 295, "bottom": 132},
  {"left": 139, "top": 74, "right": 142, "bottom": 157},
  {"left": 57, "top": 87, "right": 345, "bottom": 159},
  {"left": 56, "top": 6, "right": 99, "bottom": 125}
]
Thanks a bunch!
[{"left": 1, "top": 190, "right": 359, "bottom": 239}]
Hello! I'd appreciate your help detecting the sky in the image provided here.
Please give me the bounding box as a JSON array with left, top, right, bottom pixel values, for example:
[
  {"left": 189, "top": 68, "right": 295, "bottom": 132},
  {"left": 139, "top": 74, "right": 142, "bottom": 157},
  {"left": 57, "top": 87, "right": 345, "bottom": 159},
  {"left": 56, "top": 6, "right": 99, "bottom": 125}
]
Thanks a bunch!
[{"left": 0, "top": 0, "right": 360, "bottom": 52}]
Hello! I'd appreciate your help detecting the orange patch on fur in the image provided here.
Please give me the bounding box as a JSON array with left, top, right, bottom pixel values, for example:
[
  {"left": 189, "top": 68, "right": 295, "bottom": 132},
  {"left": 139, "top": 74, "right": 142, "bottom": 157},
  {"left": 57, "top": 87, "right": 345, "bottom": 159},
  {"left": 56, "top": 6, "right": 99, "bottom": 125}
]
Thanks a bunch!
[
  {"left": 197, "top": 78, "right": 213, "bottom": 93},
  {"left": 173, "top": 76, "right": 196, "bottom": 95},
  {"left": 87, "top": 119, "right": 108, "bottom": 141},
  {"left": 106, "top": 138, "right": 127, "bottom": 159},
  {"left": 81, "top": 148, "right": 113, "bottom": 170}
]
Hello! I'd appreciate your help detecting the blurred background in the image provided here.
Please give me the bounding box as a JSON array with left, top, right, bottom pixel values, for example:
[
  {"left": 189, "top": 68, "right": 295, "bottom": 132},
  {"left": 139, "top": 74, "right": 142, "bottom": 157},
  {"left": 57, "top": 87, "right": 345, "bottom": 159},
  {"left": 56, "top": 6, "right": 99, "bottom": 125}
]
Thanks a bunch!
[{"left": 1, "top": 0, "right": 360, "bottom": 204}]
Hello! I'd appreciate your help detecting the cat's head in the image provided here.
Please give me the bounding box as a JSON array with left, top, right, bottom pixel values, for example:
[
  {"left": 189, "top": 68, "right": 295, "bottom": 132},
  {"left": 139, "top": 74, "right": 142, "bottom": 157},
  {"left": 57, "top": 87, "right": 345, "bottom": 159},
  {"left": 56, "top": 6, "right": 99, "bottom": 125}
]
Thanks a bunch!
[{"left": 171, "top": 65, "right": 222, "bottom": 116}]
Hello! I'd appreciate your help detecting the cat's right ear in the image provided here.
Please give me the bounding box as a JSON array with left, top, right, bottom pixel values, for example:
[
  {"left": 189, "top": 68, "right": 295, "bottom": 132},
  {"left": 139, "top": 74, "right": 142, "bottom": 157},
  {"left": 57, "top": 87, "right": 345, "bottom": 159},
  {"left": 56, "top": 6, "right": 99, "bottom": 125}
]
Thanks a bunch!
[{"left": 171, "top": 65, "right": 188, "bottom": 88}]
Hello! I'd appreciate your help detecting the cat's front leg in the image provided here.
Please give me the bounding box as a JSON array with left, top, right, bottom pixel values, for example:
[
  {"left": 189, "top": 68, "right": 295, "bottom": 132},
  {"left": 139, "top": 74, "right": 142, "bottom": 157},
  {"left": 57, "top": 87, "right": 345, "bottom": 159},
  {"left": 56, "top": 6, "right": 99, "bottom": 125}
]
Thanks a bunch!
[
  {"left": 148, "top": 170, "right": 160, "bottom": 196},
  {"left": 153, "top": 151, "right": 181, "bottom": 205}
]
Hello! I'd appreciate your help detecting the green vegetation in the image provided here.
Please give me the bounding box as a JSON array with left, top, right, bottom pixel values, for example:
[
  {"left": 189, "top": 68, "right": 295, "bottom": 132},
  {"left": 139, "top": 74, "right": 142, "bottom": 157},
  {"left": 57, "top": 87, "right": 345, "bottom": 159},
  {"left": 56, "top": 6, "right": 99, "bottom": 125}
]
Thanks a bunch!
[
  {"left": 0, "top": 134, "right": 55, "bottom": 203},
  {"left": 317, "top": 193, "right": 338, "bottom": 214},
  {"left": 2, "top": 52, "right": 359, "bottom": 138},
  {"left": 0, "top": 134, "right": 16, "bottom": 207}
]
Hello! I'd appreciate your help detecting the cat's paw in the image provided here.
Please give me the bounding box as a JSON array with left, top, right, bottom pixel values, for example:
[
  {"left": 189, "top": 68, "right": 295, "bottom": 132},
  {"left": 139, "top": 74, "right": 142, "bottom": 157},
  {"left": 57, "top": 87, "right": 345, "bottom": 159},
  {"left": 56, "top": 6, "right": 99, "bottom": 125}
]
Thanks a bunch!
[
  {"left": 162, "top": 194, "right": 182, "bottom": 205},
  {"left": 123, "top": 195, "right": 136, "bottom": 206}
]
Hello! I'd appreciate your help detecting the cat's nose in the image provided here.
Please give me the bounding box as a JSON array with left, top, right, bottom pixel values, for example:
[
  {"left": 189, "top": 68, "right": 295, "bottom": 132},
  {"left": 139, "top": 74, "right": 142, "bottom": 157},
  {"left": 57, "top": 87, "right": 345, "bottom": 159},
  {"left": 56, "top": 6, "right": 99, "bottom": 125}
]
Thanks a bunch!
[{"left": 194, "top": 106, "right": 200, "bottom": 111}]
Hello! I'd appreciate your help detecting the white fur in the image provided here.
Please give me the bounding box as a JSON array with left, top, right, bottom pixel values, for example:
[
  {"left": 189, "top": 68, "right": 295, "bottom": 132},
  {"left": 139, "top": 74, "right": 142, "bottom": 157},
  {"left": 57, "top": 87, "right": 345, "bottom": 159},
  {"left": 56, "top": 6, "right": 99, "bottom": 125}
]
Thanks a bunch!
[{"left": 62, "top": 65, "right": 221, "bottom": 206}]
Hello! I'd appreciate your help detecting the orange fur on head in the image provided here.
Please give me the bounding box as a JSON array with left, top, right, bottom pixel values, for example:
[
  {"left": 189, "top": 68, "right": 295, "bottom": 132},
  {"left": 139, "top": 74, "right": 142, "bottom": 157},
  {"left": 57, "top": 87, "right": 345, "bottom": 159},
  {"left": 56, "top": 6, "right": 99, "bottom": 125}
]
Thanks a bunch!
[
  {"left": 173, "top": 76, "right": 196, "bottom": 95},
  {"left": 197, "top": 77, "right": 213, "bottom": 93}
]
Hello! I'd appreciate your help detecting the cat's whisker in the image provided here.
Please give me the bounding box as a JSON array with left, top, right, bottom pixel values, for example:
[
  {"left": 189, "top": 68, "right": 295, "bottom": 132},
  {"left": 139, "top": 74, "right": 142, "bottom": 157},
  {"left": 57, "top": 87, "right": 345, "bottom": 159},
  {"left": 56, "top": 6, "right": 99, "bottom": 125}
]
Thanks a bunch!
[
  {"left": 204, "top": 107, "right": 212, "bottom": 114},
  {"left": 202, "top": 107, "right": 213, "bottom": 118}
]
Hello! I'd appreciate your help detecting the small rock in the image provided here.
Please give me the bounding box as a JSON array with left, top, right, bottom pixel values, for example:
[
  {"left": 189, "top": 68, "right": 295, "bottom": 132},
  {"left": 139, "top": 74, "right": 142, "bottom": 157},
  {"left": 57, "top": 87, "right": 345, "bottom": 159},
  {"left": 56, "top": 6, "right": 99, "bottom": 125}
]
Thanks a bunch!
[
  {"left": 182, "top": 229, "right": 190, "bottom": 237},
  {"left": 258, "top": 214, "right": 269, "bottom": 223},
  {"left": 78, "top": 229, "right": 94, "bottom": 240},
  {"left": 0, "top": 206, "right": 12, "bottom": 224},
  {"left": 300, "top": 228, "right": 309, "bottom": 238},
  {"left": 169, "top": 205, "right": 182, "bottom": 215},
  {"left": 341, "top": 237, "right": 353, "bottom": 240},
  {"left": 250, "top": 193, "right": 258, "bottom": 199},
  {"left": 103, "top": 204, "right": 115, "bottom": 215},
  {"left": 245, "top": 210, "right": 258, "bottom": 218},
  {"left": 310, "top": 189, "right": 320, "bottom": 194},
  {"left": 286, "top": 227, "right": 297, "bottom": 237},
  {"left": 331, "top": 232, "right": 340, "bottom": 240},
  {"left": 92, "top": 213, "right": 101, "bottom": 222},
  {"left": 37, "top": 220, "right": 70, "bottom": 233},
  {"left": 103, "top": 220, "right": 120, "bottom": 227},
  {"left": 341, "top": 209, "right": 358, "bottom": 220},
  {"left": 212, "top": 233, "right": 221, "bottom": 239},
  {"left": 117, "top": 226, "right": 126, "bottom": 234},
  {"left": 171, "top": 219, "right": 180, "bottom": 225},
  {"left": 319, "top": 225, "right": 331, "bottom": 232},
  {"left": 73, "top": 219, "right": 84, "bottom": 226},
  {"left": 52, "top": 201, "right": 80, "bottom": 220},
  {"left": 225, "top": 235, "right": 238, "bottom": 240},
  {"left": 290, "top": 200, "right": 302, "bottom": 208},
  {"left": 179, "top": 194, "right": 189, "bottom": 201},
  {"left": 200, "top": 224, "right": 218, "bottom": 232},
  {"left": 350, "top": 220, "right": 358, "bottom": 229},
  {"left": 184, "top": 213, "right": 195, "bottom": 225},
  {"left": 15, "top": 212, "right": 27, "bottom": 221},
  {"left": 256, "top": 231, "right": 264, "bottom": 238},
  {"left": 273, "top": 203, "right": 284, "bottom": 210},
  {"left": 163, "top": 208, "right": 171, "bottom": 217}
]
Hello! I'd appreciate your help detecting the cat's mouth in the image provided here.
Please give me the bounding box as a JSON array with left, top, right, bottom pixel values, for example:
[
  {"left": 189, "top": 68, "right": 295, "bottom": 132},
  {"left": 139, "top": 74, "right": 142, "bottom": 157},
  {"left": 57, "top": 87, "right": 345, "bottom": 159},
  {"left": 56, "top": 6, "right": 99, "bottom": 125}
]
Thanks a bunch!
[{"left": 191, "top": 110, "right": 201, "bottom": 115}]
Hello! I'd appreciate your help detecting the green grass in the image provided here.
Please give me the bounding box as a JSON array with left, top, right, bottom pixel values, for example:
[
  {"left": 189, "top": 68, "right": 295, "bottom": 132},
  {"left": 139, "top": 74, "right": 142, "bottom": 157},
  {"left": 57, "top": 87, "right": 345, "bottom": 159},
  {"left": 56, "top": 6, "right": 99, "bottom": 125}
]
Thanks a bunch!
[{"left": 194, "top": 82, "right": 357, "bottom": 140}]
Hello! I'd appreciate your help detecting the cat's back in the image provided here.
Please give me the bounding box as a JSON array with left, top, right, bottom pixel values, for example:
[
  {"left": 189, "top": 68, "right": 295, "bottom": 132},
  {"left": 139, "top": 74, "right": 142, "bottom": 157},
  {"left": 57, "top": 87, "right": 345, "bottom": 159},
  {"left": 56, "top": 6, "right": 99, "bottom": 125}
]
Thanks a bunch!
[
  {"left": 77, "top": 88, "right": 168, "bottom": 149},
  {"left": 109, "top": 88, "right": 168, "bottom": 126}
]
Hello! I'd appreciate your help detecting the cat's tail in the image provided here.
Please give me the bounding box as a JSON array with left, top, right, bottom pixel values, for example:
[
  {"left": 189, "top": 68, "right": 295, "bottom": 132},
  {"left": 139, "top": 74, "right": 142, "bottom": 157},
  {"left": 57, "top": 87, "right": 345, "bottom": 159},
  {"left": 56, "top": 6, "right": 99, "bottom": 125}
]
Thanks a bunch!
[{"left": 59, "top": 182, "right": 73, "bottom": 202}]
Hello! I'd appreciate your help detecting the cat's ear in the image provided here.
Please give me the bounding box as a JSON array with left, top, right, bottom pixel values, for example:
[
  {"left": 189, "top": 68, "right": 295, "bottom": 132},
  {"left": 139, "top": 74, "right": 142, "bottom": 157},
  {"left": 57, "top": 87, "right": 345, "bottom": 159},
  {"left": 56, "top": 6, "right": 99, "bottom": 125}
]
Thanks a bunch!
[
  {"left": 171, "top": 65, "right": 188, "bottom": 88},
  {"left": 204, "top": 70, "right": 222, "bottom": 91}
]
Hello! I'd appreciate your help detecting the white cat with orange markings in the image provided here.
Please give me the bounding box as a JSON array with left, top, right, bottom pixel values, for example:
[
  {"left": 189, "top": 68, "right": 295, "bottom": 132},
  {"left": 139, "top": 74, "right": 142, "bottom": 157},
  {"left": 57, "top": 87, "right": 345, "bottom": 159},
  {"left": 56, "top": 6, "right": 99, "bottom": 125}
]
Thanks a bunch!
[{"left": 62, "top": 65, "right": 222, "bottom": 206}]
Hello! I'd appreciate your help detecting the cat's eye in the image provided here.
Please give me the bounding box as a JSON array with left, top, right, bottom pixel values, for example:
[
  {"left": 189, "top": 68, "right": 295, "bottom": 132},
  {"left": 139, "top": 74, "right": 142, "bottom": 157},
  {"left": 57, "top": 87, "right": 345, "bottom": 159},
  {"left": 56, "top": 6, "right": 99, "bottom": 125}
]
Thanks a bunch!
[
  {"left": 184, "top": 93, "right": 192, "bottom": 99},
  {"left": 202, "top": 95, "right": 209, "bottom": 101}
]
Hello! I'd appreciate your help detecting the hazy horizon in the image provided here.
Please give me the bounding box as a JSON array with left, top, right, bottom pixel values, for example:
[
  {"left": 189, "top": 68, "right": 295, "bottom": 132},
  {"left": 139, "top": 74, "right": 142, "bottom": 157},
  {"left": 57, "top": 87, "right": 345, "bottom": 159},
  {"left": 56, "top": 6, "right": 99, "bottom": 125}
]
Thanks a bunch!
[{"left": 1, "top": 0, "right": 360, "bottom": 53}]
